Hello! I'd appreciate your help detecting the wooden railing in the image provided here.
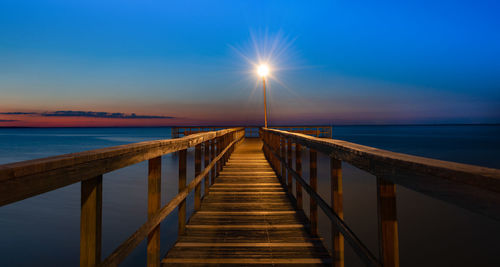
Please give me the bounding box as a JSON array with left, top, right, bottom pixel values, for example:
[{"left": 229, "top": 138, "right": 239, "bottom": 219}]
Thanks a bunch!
[
  {"left": 0, "top": 128, "right": 245, "bottom": 267},
  {"left": 172, "top": 125, "right": 332, "bottom": 138},
  {"left": 260, "top": 128, "right": 500, "bottom": 267}
]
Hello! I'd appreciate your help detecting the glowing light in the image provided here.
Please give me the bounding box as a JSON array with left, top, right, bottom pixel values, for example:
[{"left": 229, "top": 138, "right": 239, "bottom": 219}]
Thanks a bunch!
[{"left": 257, "top": 64, "right": 269, "bottom": 77}]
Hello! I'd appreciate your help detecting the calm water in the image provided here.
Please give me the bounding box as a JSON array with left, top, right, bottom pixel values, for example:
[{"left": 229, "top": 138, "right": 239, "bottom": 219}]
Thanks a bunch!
[{"left": 0, "top": 126, "right": 499, "bottom": 266}]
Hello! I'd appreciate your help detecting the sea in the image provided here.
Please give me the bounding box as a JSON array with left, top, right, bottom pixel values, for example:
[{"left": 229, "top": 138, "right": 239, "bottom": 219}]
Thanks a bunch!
[{"left": 0, "top": 125, "right": 499, "bottom": 266}]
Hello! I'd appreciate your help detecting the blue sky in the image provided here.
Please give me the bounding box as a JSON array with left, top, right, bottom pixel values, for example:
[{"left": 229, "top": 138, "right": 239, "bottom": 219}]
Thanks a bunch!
[{"left": 1, "top": 0, "right": 499, "bottom": 126}]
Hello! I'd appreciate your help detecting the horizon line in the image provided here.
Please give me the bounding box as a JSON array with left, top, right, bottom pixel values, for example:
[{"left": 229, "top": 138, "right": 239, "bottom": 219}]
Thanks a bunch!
[{"left": 0, "top": 123, "right": 499, "bottom": 129}]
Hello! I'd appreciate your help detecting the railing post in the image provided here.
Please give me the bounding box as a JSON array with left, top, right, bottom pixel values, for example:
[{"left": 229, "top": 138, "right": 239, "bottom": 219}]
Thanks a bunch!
[
  {"left": 178, "top": 149, "right": 187, "bottom": 235},
  {"left": 309, "top": 149, "right": 318, "bottom": 236},
  {"left": 331, "top": 158, "right": 344, "bottom": 267},
  {"left": 223, "top": 134, "right": 228, "bottom": 164},
  {"left": 377, "top": 176, "right": 400, "bottom": 267},
  {"left": 280, "top": 136, "right": 286, "bottom": 184},
  {"left": 274, "top": 135, "right": 279, "bottom": 173},
  {"left": 287, "top": 139, "right": 292, "bottom": 193},
  {"left": 295, "top": 143, "right": 303, "bottom": 209},
  {"left": 80, "top": 175, "right": 102, "bottom": 267},
  {"left": 147, "top": 157, "right": 161, "bottom": 267},
  {"left": 204, "top": 141, "right": 210, "bottom": 196},
  {"left": 217, "top": 136, "right": 222, "bottom": 175},
  {"left": 211, "top": 139, "right": 216, "bottom": 184},
  {"left": 270, "top": 134, "right": 275, "bottom": 171},
  {"left": 194, "top": 144, "right": 202, "bottom": 211}
]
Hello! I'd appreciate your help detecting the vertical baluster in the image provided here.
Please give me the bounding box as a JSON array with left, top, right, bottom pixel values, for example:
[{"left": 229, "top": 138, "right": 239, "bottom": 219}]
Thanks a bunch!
[
  {"left": 287, "top": 139, "right": 292, "bottom": 193},
  {"left": 178, "top": 149, "right": 187, "bottom": 235},
  {"left": 295, "top": 143, "right": 303, "bottom": 209},
  {"left": 147, "top": 157, "right": 161, "bottom": 267},
  {"left": 224, "top": 134, "right": 229, "bottom": 163},
  {"left": 274, "top": 134, "right": 281, "bottom": 173},
  {"left": 309, "top": 149, "right": 318, "bottom": 235},
  {"left": 276, "top": 135, "right": 280, "bottom": 175},
  {"left": 280, "top": 136, "right": 286, "bottom": 184},
  {"left": 216, "top": 137, "right": 221, "bottom": 176},
  {"left": 194, "top": 144, "right": 202, "bottom": 211},
  {"left": 80, "top": 175, "right": 102, "bottom": 267},
  {"left": 377, "top": 177, "right": 400, "bottom": 267},
  {"left": 204, "top": 141, "right": 210, "bottom": 195},
  {"left": 270, "top": 134, "right": 275, "bottom": 170},
  {"left": 331, "top": 158, "right": 344, "bottom": 267},
  {"left": 211, "top": 139, "right": 216, "bottom": 184}
]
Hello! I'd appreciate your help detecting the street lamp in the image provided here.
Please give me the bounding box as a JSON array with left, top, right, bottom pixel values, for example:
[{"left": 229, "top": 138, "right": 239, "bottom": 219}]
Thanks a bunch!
[{"left": 257, "top": 64, "right": 269, "bottom": 128}]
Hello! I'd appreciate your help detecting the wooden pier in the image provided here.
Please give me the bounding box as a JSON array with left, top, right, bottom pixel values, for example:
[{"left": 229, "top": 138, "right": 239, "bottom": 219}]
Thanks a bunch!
[
  {"left": 163, "top": 138, "right": 331, "bottom": 265},
  {"left": 1, "top": 126, "right": 500, "bottom": 267}
]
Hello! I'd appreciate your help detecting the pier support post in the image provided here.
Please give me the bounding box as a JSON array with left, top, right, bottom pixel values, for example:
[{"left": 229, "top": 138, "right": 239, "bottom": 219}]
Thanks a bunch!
[
  {"left": 216, "top": 137, "right": 222, "bottom": 176},
  {"left": 295, "top": 143, "right": 303, "bottom": 209},
  {"left": 281, "top": 136, "right": 286, "bottom": 184},
  {"left": 147, "top": 157, "right": 161, "bottom": 267},
  {"left": 194, "top": 144, "right": 202, "bottom": 211},
  {"left": 178, "top": 149, "right": 187, "bottom": 235},
  {"left": 287, "top": 139, "right": 292, "bottom": 193},
  {"left": 309, "top": 149, "right": 318, "bottom": 235},
  {"left": 377, "top": 176, "right": 400, "bottom": 267},
  {"left": 80, "top": 175, "right": 102, "bottom": 267},
  {"left": 211, "top": 139, "right": 216, "bottom": 184},
  {"left": 331, "top": 158, "right": 344, "bottom": 267},
  {"left": 204, "top": 141, "right": 210, "bottom": 196}
]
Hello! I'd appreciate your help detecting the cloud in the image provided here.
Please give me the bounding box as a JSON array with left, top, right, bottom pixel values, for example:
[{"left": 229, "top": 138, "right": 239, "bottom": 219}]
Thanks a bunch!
[
  {"left": 0, "top": 119, "right": 18, "bottom": 122},
  {"left": 0, "top": 112, "right": 37, "bottom": 115},
  {"left": 1, "top": 110, "right": 175, "bottom": 119},
  {"left": 41, "top": 111, "right": 174, "bottom": 119}
]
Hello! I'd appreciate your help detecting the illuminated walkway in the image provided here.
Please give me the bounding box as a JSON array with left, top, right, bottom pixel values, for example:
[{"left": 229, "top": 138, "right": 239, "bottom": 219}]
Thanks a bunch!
[{"left": 162, "top": 138, "right": 331, "bottom": 266}]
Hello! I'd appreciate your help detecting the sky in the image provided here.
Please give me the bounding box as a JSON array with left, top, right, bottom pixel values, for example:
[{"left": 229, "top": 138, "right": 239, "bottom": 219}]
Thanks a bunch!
[{"left": 0, "top": 0, "right": 499, "bottom": 126}]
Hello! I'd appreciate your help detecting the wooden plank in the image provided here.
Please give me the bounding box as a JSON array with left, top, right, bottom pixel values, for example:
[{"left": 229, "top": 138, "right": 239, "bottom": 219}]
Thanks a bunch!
[
  {"left": 211, "top": 183, "right": 281, "bottom": 186},
  {"left": 147, "top": 157, "right": 161, "bottom": 267},
  {"left": 175, "top": 242, "right": 316, "bottom": 247},
  {"left": 185, "top": 224, "right": 305, "bottom": 229},
  {"left": 208, "top": 192, "right": 286, "bottom": 195},
  {"left": 162, "top": 258, "right": 330, "bottom": 264},
  {"left": 196, "top": 211, "right": 295, "bottom": 215},
  {"left": 377, "top": 177, "right": 400, "bottom": 267},
  {"left": 80, "top": 175, "right": 102, "bottom": 267}
]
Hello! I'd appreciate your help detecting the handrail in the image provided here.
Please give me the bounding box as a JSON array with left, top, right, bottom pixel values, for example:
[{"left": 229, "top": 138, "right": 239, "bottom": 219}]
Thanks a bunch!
[
  {"left": 100, "top": 132, "right": 244, "bottom": 266},
  {"left": 0, "top": 127, "right": 245, "bottom": 267},
  {"left": 260, "top": 127, "right": 500, "bottom": 267},
  {"left": 0, "top": 128, "right": 242, "bottom": 206},
  {"left": 262, "top": 139, "right": 381, "bottom": 267},
  {"left": 172, "top": 125, "right": 332, "bottom": 138},
  {"left": 263, "top": 128, "right": 500, "bottom": 220}
]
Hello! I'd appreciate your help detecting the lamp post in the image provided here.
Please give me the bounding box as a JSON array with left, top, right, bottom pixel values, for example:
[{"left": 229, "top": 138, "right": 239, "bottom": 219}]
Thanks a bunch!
[{"left": 257, "top": 64, "right": 269, "bottom": 128}]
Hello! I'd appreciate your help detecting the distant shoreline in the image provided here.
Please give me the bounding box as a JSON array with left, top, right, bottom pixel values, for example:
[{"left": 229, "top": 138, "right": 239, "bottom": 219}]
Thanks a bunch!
[{"left": 0, "top": 123, "right": 499, "bottom": 129}]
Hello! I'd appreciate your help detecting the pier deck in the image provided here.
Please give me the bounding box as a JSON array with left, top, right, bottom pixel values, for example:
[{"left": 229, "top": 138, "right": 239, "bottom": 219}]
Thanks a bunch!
[
  {"left": 162, "top": 138, "right": 331, "bottom": 266},
  {"left": 3, "top": 127, "right": 500, "bottom": 267}
]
